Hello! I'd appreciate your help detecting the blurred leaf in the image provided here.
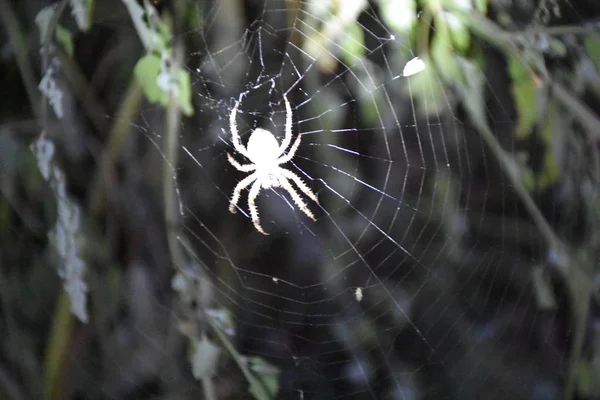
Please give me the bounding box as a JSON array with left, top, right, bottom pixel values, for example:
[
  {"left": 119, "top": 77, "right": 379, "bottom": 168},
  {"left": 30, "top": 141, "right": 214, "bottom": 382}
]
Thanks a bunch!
[
  {"left": 430, "top": 15, "right": 461, "bottom": 83},
  {"left": 134, "top": 54, "right": 193, "bottom": 115},
  {"left": 134, "top": 54, "right": 164, "bottom": 104},
  {"left": 379, "top": 0, "right": 417, "bottom": 33},
  {"left": 190, "top": 335, "right": 220, "bottom": 379},
  {"left": 508, "top": 56, "right": 538, "bottom": 139},
  {"left": 34, "top": 7, "right": 74, "bottom": 55},
  {"left": 474, "top": 0, "right": 488, "bottom": 14},
  {"left": 70, "top": 0, "right": 95, "bottom": 31},
  {"left": 186, "top": 1, "right": 204, "bottom": 31},
  {"left": 84, "top": 0, "right": 95, "bottom": 30},
  {"left": 55, "top": 24, "right": 74, "bottom": 56},
  {"left": 577, "top": 360, "right": 593, "bottom": 397},
  {"left": 175, "top": 67, "right": 194, "bottom": 116},
  {"left": 206, "top": 308, "right": 235, "bottom": 336},
  {"left": 35, "top": 6, "right": 56, "bottom": 42},
  {"left": 247, "top": 357, "right": 280, "bottom": 400},
  {"left": 360, "top": 97, "right": 379, "bottom": 124},
  {"left": 547, "top": 36, "right": 567, "bottom": 57},
  {"left": 584, "top": 34, "right": 600, "bottom": 71},
  {"left": 340, "top": 22, "right": 365, "bottom": 67},
  {"left": 536, "top": 101, "right": 560, "bottom": 188},
  {"left": 446, "top": 13, "right": 470, "bottom": 53}
]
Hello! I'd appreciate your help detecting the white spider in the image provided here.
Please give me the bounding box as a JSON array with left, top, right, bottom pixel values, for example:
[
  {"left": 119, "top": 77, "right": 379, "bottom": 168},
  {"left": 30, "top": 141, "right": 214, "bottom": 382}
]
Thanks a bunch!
[{"left": 227, "top": 95, "right": 318, "bottom": 235}]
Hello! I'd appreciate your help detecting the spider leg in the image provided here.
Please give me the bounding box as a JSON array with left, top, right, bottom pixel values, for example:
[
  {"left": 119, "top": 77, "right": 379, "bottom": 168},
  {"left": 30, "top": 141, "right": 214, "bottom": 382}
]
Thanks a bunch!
[
  {"left": 230, "top": 100, "right": 252, "bottom": 159},
  {"left": 248, "top": 179, "right": 268, "bottom": 235},
  {"left": 278, "top": 95, "right": 293, "bottom": 153},
  {"left": 280, "top": 168, "right": 319, "bottom": 204},
  {"left": 227, "top": 153, "right": 256, "bottom": 172},
  {"left": 229, "top": 173, "right": 257, "bottom": 214},
  {"left": 277, "top": 132, "right": 302, "bottom": 165},
  {"left": 278, "top": 175, "right": 316, "bottom": 221}
]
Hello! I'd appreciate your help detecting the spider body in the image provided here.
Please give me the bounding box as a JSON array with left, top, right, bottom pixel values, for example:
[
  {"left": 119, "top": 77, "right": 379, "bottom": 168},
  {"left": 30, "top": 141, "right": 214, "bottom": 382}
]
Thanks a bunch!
[
  {"left": 244, "top": 128, "right": 282, "bottom": 188},
  {"left": 227, "top": 95, "right": 318, "bottom": 235}
]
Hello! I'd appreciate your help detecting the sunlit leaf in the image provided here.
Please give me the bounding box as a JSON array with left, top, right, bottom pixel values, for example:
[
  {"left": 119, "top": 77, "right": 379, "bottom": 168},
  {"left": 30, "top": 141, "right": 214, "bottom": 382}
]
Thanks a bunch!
[
  {"left": 133, "top": 53, "right": 194, "bottom": 116},
  {"left": 379, "top": 0, "right": 417, "bottom": 33},
  {"left": 134, "top": 54, "right": 164, "bottom": 104}
]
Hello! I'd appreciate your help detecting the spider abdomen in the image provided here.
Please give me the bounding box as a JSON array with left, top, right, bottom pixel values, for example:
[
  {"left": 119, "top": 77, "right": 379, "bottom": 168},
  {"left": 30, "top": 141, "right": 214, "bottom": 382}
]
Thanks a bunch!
[{"left": 246, "top": 128, "right": 283, "bottom": 164}]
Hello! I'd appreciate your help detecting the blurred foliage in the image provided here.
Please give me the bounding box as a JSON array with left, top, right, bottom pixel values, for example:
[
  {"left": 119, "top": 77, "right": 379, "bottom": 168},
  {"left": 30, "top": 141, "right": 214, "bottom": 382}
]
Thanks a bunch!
[{"left": 124, "top": 0, "right": 194, "bottom": 116}]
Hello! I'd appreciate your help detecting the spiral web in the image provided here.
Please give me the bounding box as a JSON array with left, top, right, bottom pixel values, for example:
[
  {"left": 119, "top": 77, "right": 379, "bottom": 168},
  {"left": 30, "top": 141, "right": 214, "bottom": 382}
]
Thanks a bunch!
[{"left": 126, "top": 0, "right": 585, "bottom": 398}]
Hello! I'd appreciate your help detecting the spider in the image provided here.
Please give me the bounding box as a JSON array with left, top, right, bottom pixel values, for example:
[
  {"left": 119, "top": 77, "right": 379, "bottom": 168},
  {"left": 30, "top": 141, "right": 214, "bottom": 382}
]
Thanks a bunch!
[{"left": 227, "top": 95, "right": 318, "bottom": 235}]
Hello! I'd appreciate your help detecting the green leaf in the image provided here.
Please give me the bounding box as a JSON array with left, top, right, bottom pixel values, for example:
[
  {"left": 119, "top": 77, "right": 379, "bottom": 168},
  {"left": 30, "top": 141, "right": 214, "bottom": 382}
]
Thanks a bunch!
[
  {"left": 340, "top": 22, "right": 365, "bottom": 67},
  {"left": 430, "top": 16, "right": 461, "bottom": 84},
  {"left": 447, "top": 15, "right": 470, "bottom": 53},
  {"left": 175, "top": 68, "right": 194, "bottom": 116},
  {"left": 247, "top": 357, "right": 280, "bottom": 400},
  {"left": 508, "top": 56, "right": 538, "bottom": 139},
  {"left": 134, "top": 54, "right": 164, "bottom": 103},
  {"left": 133, "top": 54, "right": 193, "bottom": 116},
  {"left": 474, "top": 0, "right": 488, "bottom": 14},
  {"left": 55, "top": 24, "right": 74, "bottom": 56}
]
